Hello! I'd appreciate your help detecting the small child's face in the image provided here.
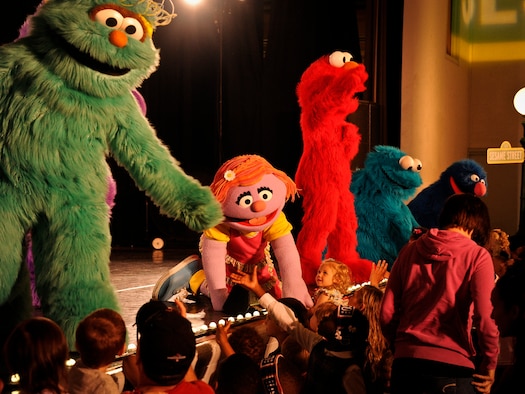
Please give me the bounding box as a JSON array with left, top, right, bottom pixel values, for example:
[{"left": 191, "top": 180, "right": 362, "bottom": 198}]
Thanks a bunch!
[{"left": 316, "top": 265, "right": 336, "bottom": 288}]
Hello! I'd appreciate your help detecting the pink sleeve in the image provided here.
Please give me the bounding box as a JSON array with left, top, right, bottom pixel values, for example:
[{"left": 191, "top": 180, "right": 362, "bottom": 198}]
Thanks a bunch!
[{"left": 471, "top": 250, "right": 499, "bottom": 371}]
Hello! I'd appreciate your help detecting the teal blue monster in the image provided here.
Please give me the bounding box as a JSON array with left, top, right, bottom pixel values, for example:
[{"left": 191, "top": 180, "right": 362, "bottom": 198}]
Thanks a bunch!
[
  {"left": 351, "top": 145, "right": 422, "bottom": 268},
  {"left": 0, "top": 0, "right": 223, "bottom": 352}
]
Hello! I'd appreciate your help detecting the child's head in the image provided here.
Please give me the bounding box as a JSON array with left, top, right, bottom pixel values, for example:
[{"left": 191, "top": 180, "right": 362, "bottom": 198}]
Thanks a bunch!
[
  {"left": 317, "top": 305, "right": 369, "bottom": 354},
  {"left": 347, "top": 285, "right": 383, "bottom": 314},
  {"left": 316, "top": 258, "right": 352, "bottom": 293},
  {"left": 5, "top": 317, "right": 69, "bottom": 394},
  {"left": 438, "top": 194, "right": 491, "bottom": 246},
  {"left": 215, "top": 353, "right": 263, "bottom": 394},
  {"left": 309, "top": 301, "right": 338, "bottom": 332},
  {"left": 135, "top": 300, "right": 196, "bottom": 386},
  {"left": 75, "top": 308, "right": 127, "bottom": 368},
  {"left": 227, "top": 326, "right": 266, "bottom": 365},
  {"left": 487, "top": 228, "right": 513, "bottom": 278}
]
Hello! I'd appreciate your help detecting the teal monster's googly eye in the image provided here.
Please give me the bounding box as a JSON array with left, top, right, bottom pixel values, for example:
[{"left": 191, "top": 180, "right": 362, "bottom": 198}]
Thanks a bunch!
[
  {"left": 471, "top": 174, "right": 480, "bottom": 182},
  {"left": 95, "top": 9, "right": 124, "bottom": 29},
  {"left": 122, "top": 17, "right": 145, "bottom": 41},
  {"left": 412, "top": 158, "right": 423, "bottom": 172},
  {"left": 398, "top": 155, "right": 414, "bottom": 170}
]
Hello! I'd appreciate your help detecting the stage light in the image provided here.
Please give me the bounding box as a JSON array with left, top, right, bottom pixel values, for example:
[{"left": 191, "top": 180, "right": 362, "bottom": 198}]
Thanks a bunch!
[
  {"left": 184, "top": 0, "right": 203, "bottom": 5},
  {"left": 514, "top": 88, "right": 525, "bottom": 115}
]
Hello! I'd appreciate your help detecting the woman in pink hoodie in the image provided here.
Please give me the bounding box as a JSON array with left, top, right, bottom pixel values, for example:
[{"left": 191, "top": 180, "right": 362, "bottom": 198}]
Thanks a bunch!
[{"left": 380, "top": 194, "right": 499, "bottom": 394}]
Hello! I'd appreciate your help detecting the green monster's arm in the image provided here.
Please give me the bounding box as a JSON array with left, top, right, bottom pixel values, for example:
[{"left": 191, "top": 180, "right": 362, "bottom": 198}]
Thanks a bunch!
[{"left": 108, "top": 106, "right": 223, "bottom": 232}]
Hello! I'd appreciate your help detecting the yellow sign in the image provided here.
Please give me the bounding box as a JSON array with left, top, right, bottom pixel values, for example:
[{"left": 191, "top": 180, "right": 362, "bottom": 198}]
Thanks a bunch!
[{"left": 487, "top": 141, "right": 524, "bottom": 164}]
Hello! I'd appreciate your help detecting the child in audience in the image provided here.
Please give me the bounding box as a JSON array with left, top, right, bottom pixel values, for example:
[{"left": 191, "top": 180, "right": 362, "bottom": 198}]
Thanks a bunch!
[
  {"left": 122, "top": 299, "right": 214, "bottom": 394},
  {"left": 68, "top": 308, "right": 127, "bottom": 394},
  {"left": 215, "top": 352, "right": 263, "bottom": 394},
  {"left": 487, "top": 228, "right": 514, "bottom": 280},
  {"left": 490, "top": 261, "right": 525, "bottom": 394},
  {"left": 348, "top": 285, "right": 393, "bottom": 394},
  {"left": 311, "top": 258, "right": 353, "bottom": 313},
  {"left": 4, "top": 317, "right": 70, "bottom": 394},
  {"left": 214, "top": 298, "right": 307, "bottom": 394},
  {"left": 232, "top": 269, "right": 369, "bottom": 394}
]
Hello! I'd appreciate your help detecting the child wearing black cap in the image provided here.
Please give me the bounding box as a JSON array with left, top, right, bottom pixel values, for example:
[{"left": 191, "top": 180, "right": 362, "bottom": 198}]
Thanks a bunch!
[
  {"left": 232, "top": 270, "right": 369, "bottom": 394},
  {"left": 122, "top": 299, "right": 214, "bottom": 394}
]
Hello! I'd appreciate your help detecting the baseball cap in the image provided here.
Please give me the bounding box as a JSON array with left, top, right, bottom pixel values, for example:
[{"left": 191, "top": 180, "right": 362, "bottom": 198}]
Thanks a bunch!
[{"left": 135, "top": 300, "right": 196, "bottom": 385}]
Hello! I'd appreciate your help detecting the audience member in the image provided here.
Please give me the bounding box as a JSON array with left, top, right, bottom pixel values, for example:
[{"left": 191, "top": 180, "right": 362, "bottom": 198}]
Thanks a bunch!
[
  {"left": 490, "top": 261, "right": 525, "bottom": 394},
  {"left": 367, "top": 259, "right": 389, "bottom": 289},
  {"left": 486, "top": 228, "right": 514, "bottom": 280},
  {"left": 122, "top": 299, "right": 214, "bottom": 394},
  {"left": 214, "top": 353, "right": 263, "bottom": 394},
  {"left": 232, "top": 270, "right": 369, "bottom": 394},
  {"left": 214, "top": 298, "right": 306, "bottom": 394},
  {"left": 68, "top": 308, "right": 127, "bottom": 394},
  {"left": 348, "top": 285, "right": 393, "bottom": 394},
  {"left": 484, "top": 228, "right": 516, "bottom": 379},
  {"left": 212, "top": 321, "right": 266, "bottom": 389},
  {"left": 228, "top": 325, "right": 266, "bottom": 365},
  {"left": 310, "top": 258, "right": 353, "bottom": 316},
  {"left": 4, "top": 317, "right": 69, "bottom": 394},
  {"left": 260, "top": 297, "right": 309, "bottom": 394},
  {"left": 380, "top": 194, "right": 499, "bottom": 394}
]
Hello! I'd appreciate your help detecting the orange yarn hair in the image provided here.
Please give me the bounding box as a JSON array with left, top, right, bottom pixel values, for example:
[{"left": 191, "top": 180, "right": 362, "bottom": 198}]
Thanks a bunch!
[{"left": 210, "top": 155, "right": 298, "bottom": 204}]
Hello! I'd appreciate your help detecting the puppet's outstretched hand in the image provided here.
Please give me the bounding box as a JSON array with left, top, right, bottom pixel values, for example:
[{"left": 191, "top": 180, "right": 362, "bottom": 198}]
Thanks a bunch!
[
  {"left": 271, "top": 234, "right": 313, "bottom": 308},
  {"left": 200, "top": 236, "right": 229, "bottom": 311},
  {"left": 177, "top": 186, "right": 224, "bottom": 232}
]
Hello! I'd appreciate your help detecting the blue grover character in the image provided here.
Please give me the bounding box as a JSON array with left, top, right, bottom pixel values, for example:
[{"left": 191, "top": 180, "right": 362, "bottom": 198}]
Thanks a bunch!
[
  {"left": 407, "top": 159, "right": 487, "bottom": 229},
  {"left": 351, "top": 146, "right": 423, "bottom": 267}
]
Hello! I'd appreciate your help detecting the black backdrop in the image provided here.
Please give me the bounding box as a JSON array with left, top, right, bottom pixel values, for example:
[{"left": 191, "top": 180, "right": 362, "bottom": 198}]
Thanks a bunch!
[{"left": 2, "top": 0, "right": 362, "bottom": 248}]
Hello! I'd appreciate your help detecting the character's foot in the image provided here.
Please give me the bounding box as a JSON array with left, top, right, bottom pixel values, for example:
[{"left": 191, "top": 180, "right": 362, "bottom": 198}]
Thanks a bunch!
[{"left": 152, "top": 255, "right": 203, "bottom": 301}]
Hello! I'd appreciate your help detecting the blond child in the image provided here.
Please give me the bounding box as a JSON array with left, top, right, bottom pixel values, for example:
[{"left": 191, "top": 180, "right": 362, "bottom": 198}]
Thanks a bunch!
[{"left": 311, "top": 258, "right": 353, "bottom": 313}]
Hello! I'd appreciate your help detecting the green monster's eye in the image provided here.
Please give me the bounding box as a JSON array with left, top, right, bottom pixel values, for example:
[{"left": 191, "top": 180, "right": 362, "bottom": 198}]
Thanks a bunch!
[
  {"left": 94, "top": 8, "right": 145, "bottom": 41},
  {"left": 95, "top": 9, "right": 124, "bottom": 29},
  {"left": 121, "top": 17, "right": 144, "bottom": 41}
]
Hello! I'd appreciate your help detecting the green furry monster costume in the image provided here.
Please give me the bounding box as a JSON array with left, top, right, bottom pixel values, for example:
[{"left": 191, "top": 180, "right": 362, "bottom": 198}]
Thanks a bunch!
[{"left": 0, "top": 0, "right": 223, "bottom": 352}]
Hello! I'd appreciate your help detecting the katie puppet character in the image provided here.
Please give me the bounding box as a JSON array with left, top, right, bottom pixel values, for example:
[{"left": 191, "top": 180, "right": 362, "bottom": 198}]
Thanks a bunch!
[
  {"left": 351, "top": 145, "right": 423, "bottom": 267},
  {"left": 408, "top": 159, "right": 487, "bottom": 229},
  {"left": 198, "top": 155, "right": 313, "bottom": 314},
  {"left": 295, "top": 50, "right": 372, "bottom": 285},
  {"left": 0, "top": 0, "right": 223, "bottom": 352}
]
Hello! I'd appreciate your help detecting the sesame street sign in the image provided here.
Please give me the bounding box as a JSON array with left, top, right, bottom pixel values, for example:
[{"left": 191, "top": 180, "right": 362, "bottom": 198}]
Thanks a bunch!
[{"left": 486, "top": 141, "right": 524, "bottom": 164}]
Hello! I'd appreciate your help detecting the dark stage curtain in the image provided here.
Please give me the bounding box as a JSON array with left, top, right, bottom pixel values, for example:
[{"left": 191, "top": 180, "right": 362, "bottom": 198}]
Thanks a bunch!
[
  {"left": 124, "top": 0, "right": 363, "bottom": 247},
  {"left": 0, "top": 0, "right": 362, "bottom": 247}
]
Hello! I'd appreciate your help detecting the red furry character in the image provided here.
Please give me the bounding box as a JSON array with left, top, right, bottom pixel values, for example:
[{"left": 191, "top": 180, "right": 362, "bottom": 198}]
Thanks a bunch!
[{"left": 295, "top": 51, "right": 372, "bottom": 284}]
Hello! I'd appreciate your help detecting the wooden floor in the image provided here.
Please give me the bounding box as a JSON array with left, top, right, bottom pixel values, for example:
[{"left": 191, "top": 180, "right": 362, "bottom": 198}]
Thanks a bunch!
[{"left": 109, "top": 247, "right": 266, "bottom": 348}]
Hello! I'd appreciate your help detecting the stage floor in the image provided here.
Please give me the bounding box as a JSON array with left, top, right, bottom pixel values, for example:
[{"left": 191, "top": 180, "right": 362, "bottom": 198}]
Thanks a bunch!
[{"left": 109, "top": 247, "right": 266, "bottom": 347}]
